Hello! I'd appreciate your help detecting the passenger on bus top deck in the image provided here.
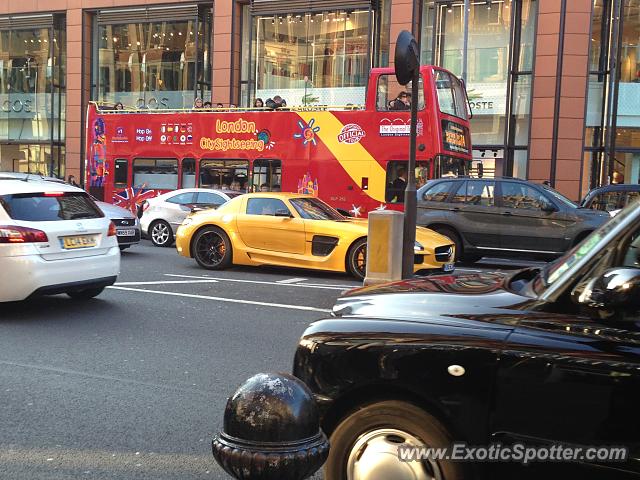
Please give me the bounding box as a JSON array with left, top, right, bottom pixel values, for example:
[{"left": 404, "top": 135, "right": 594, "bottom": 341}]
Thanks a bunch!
[
  {"left": 203, "top": 101, "right": 212, "bottom": 108},
  {"left": 193, "top": 97, "right": 204, "bottom": 109},
  {"left": 216, "top": 103, "right": 224, "bottom": 109},
  {"left": 260, "top": 183, "right": 269, "bottom": 192},
  {"left": 254, "top": 98, "right": 264, "bottom": 108},
  {"left": 389, "top": 92, "right": 410, "bottom": 111},
  {"left": 114, "top": 102, "right": 124, "bottom": 110}
]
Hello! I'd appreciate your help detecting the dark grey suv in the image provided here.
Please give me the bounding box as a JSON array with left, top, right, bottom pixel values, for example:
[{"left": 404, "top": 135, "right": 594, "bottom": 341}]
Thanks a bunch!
[{"left": 417, "top": 177, "right": 610, "bottom": 262}]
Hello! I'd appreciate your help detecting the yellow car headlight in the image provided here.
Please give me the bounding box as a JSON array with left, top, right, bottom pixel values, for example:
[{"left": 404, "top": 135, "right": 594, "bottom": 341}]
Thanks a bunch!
[{"left": 182, "top": 217, "right": 194, "bottom": 227}]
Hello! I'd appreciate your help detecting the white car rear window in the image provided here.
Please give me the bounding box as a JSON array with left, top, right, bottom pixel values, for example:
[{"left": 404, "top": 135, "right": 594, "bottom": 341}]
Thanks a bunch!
[{"left": 0, "top": 192, "right": 104, "bottom": 221}]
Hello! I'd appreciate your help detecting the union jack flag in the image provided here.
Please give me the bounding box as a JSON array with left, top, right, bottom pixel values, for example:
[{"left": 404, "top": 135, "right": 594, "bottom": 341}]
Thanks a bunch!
[{"left": 113, "top": 185, "right": 158, "bottom": 215}]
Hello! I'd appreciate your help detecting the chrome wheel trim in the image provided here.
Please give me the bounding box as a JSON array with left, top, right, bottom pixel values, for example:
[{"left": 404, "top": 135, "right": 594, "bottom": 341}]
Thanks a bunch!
[
  {"left": 151, "top": 222, "right": 170, "bottom": 245},
  {"left": 347, "top": 428, "right": 443, "bottom": 480}
]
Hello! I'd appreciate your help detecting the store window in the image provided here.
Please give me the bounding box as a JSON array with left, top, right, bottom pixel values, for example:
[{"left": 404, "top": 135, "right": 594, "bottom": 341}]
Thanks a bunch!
[
  {"left": 421, "top": 0, "right": 537, "bottom": 178},
  {"left": 94, "top": 7, "right": 212, "bottom": 109},
  {"left": 0, "top": 14, "right": 66, "bottom": 177},
  {"left": 133, "top": 158, "right": 178, "bottom": 189},
  {"left": 199, "top": 159, "right": 249, "bottom": 192},
  {"left": 585, "top": 0, "right": 640, "bottom": 189},
  {"left": 248, "top": 9, "right": 373, "bottom": 107}
]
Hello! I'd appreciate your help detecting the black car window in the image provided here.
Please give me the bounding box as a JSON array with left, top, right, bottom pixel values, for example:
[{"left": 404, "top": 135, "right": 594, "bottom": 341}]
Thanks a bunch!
[
  {"left": 196, "top": 192, "right": 226, "bottom": 205},
  {"left": 166, "top": 192, "right": 196, "bottom": 205},
  {"left": 591, "top": 191, "right": 625, "bottom": 211},
  {"left": 422, "top": 181, "right": 454, "bottom": 203},
  {"left": 246, "top": 198, "right": 289, "bottom": 216},
  {"left": 626, "top": 191, "right": 640, "bottom": 207},
  {"left": 501, "top": 182, "right": 549, "bottom": 210},
  {"left": 451, "top": 180, "right": 495, "bottom": 206}
]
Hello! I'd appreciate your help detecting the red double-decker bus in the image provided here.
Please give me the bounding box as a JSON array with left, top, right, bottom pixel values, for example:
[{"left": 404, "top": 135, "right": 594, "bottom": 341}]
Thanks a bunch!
[{"left": 85, "top": 65, "right": 472, "bottom": 216}]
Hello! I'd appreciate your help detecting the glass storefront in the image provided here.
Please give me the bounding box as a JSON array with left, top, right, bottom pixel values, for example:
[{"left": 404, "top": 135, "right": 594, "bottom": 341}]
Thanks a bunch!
[
  {"left": 251, "top": 10, "right": 372, "bottom": 106},
  {"left": 93, "top": 7, "right": 212, "bottom": 110},
  {"left": 0, "top": 16, "right": 66, "bottom": 176},
  {"left": 585, "top": 0, "right": 640, "bottom": 188},
  {"left": 421, "top": 0, "right": 537, "bottom": 178},
  {"left": 242, "top": 2, "right": 386, "bottom": 107}
]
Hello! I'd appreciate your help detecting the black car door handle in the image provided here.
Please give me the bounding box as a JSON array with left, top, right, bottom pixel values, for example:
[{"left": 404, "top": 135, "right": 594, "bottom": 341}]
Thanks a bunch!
[
  {"left": 502, "top": 211, "right": 512, "bottom": 216},
  {"left": 450, "top": 207, "right": 460, "bottom": 212}
]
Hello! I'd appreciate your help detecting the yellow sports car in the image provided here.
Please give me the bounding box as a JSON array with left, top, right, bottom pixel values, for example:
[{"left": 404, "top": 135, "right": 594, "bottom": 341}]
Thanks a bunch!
[{"left": 175, "top": 193, "right": 455, "bottom": 280}]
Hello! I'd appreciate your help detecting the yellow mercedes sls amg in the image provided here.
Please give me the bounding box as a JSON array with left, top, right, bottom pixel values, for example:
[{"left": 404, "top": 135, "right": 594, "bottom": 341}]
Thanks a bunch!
[{"left": 175, "top": 193, "right": 455, "bottom": 280}]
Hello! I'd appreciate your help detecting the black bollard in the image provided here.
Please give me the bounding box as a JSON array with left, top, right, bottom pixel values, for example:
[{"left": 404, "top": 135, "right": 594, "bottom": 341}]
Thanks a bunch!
[{"left": 212, "top": 372, "right": 329, "bottom": 480}]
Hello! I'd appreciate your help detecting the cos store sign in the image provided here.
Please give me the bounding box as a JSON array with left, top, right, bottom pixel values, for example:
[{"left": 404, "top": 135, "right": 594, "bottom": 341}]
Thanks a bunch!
[{"left": 2, "top": 99, "right": 33, "bottom": 113}]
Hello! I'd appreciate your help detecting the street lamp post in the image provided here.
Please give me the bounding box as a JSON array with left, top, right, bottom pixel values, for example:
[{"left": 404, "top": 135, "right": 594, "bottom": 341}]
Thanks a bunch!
[{"left": 395, "top": 31, "right": 420, "bottom": 279}]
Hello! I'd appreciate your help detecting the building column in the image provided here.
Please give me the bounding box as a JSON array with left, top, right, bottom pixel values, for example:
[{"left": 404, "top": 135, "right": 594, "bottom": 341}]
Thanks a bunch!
[
  {"left": 212, "top": 0, "right": 234, "bottom": 105},
  {"left": 528, "top": 0, "right": 592, "bottom": 200},
  {"left": 389, "top": 0, "right": 415, "bottom": 67},
  {"left": 65, "top": 8, "right": 89, "bottom": 183}
]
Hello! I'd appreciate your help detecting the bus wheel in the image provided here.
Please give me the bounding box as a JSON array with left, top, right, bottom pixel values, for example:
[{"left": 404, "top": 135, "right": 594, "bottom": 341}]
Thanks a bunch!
[
  {"left": 150, "top": 220, "right": 174, "bottom": 247},
  {"left": 193, "top": 227, "right": 232, "bottom": 270},
  {"left": 347, "top": 238, "right": 367, "bottom": 281}
]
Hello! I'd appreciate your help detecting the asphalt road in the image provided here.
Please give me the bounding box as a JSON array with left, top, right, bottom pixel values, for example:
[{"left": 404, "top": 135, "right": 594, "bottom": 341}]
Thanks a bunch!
[{"left": 0, "top": 242, "right": 543, "bottom": 479}]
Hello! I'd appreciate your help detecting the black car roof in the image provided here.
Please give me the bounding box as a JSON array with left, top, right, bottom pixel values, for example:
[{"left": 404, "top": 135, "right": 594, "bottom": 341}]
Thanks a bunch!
[{"left": 586, "top": 184, "right": 640, "bottom": 194}]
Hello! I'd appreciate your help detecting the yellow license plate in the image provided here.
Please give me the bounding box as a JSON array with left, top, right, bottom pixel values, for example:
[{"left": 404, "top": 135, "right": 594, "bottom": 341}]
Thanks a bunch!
[{"left": 61, "top": 235, "right": 97, "bottom": 249}]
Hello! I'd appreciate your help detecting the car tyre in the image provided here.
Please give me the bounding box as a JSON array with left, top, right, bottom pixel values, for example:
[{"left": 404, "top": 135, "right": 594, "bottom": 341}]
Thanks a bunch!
[
  {"left": 193, "top": 226, "right": 233, "bottom": 270},
  {"left": 347, "top": 238, "right": 367, "bottom": 281},
  {"left": 119, "top": 245, "right": 129, "bottom": 251},
  {"left": 149, "top": 220, "right": 174, "bottom": 247},
  {"left": 325, "top": 400, "right": 464, "bottom": 480},
  {"left": 67, "top": 287, "right": 105, "bottom": 300}
]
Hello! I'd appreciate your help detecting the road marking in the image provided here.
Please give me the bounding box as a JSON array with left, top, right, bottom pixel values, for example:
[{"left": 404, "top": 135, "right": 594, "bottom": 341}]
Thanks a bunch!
[
  {"left": 276, "top": 277, "right": 308, "bottom": 284},
  {"left": 108, "top": 286, "right": 332, "bottom": 313},
  {"left": 164, "top": 273, "right": 356, "bottom": 291},
  {"left": 115, "top": 280, "right": 219, "bottom": 286}
]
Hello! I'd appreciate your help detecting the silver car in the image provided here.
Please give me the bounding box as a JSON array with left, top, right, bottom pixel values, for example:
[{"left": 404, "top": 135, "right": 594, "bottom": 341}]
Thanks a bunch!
[
  {"left": 95, "top": 200, "right": 141, "bottom": 251},
  {"left": 140, "top": 188, "right": 233, "bottom": 247}
]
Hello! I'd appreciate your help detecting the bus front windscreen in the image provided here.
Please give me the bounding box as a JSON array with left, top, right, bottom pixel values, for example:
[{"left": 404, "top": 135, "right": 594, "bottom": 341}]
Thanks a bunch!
[{"left": 434, "top": 70, "right": 469, "bottom": 121}]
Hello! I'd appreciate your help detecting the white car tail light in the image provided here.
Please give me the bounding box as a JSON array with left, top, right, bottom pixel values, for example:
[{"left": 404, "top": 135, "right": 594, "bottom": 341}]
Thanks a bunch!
[
  {"left": 107, "top": 221, "right": 117, "bottom": 237},
  {"left": 0, "top": 225, "right": 49, "bottom": 243}
]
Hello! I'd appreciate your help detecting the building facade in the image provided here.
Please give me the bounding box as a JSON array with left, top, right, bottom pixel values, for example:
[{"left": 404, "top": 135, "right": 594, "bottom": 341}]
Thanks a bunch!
[{"left": 0, "top": 0, "right": 637, "bottom": 200}]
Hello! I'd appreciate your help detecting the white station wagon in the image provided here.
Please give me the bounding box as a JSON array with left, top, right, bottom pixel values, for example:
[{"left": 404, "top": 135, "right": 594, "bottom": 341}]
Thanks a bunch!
[{"left": 0, "top": 175, "right": 120, "bottom": 302}]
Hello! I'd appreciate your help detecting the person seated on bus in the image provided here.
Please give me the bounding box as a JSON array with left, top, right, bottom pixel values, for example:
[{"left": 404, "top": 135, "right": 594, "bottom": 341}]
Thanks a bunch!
[
  {"left": 203, "top": 101, "right": 212, "bottom": 109},
  {"left": 272, "top": 184, "right": 281, "bottom": 192},
  {"left": 391, "top": 166, "right": 407, "bottom": 202},
  {"left": 229, "top": 104, "right": 237, "bottom": 109},
  {"left": 260, "top": 183, "right": 270, "bottom": 192},
  {"left": 194, "top": 98, "right": 204, "bottom": 109},
  {"left": 216, "top": 103, "right": 224, "bottom": 109},
  {"left": 114, "top": 102, "right": 124, "bottom": 110},
  {"left": 389, "top": 92, "right": 410, "bottom": 111},
  {"left": 254, "top": 98, "right": 264, "bottom": 109}
]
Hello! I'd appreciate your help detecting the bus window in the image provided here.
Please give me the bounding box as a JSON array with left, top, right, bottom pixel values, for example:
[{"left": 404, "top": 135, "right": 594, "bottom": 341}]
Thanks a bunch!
[
  {"left": 132, "top": 158, "right": 178, "bottom": 189},
  {"left": 114, "top": 159, "right": 128, "bottom": 187},
  {"left": 376, "top": 74, "right": 424, "bottom": 112},
  {"left": 200, "top": 159, "right": 249, "bottom": 193},
  {"left": 385, "top": 161, "right": 431, "bottom": 203},
  {"left": 434, "top": 70, "right": 468, "bottom": 120},
  {"left": 252, "top": 159, "right": 282, "bottom": 192},
  {"left": 181, "top": 158, "right": 196, "bottom": 188},
  {"left": 436, "top": 155, "right": 470, "bottom": 178}
]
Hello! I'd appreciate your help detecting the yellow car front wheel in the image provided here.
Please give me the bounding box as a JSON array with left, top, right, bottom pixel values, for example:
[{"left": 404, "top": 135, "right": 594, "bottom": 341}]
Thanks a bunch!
[{"left": 193, "top": 226, "right": 233, "bottom": 270}]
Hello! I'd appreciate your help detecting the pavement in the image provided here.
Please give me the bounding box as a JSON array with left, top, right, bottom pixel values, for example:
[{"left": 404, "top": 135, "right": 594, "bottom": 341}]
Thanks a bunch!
[{"left": 0, "top": 241, "right": 544, "bottom": 479}]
